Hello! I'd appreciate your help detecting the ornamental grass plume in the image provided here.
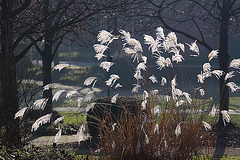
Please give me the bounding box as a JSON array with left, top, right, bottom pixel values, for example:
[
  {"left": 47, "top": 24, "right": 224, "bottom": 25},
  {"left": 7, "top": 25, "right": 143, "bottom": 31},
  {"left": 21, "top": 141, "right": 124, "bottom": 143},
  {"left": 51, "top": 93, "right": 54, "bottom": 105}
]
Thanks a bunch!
[
  {"left": 31, "top": 113, "right": 52, "bottom": 132},
  {"left": 85, "top": 27, "right": 237, "bottom": 160},
  {"left": 14, "top": 107, "right": 28, "bottom": 119},
  {"left": 52, "top": 89, "right": 65, "bottom": 101},
  {"left": 33, "top": 98, "right": 49, "bottom": 110}
]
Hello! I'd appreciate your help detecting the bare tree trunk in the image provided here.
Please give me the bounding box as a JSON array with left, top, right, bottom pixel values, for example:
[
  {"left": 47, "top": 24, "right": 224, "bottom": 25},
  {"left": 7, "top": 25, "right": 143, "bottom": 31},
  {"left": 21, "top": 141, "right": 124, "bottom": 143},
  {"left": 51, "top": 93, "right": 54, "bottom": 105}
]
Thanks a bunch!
[
  {"left": 0, "top": 0, "right": 21, "bottom": 148},
  {"left": 218, "top": 0, "right": 230, "bottom": 129},
  {"left": 42, "top": 0, "right": 53, "bottom": 114},
  {"left": 42, "top": 49, "right": 53, "bottom": 114},
  {"left": 42, "top": 31, "right": 54, "bottom": 114}
]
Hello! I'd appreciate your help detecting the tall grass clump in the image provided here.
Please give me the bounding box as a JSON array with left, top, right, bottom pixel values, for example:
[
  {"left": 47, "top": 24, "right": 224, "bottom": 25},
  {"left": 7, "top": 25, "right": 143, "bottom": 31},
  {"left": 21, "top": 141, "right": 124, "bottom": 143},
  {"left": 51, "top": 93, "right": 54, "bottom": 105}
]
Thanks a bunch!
[
  {"left": 13, "top": 27, "right": 240, "bottom": 159},
  {"left": 85, "top": 27, "right": 239, "bottom": 160}
]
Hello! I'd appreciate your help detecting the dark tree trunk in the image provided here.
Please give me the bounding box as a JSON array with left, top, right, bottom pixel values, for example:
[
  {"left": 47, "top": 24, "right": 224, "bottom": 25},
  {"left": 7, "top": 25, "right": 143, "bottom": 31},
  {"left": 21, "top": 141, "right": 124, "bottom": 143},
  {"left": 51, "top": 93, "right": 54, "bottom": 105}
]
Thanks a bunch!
[
  {"left": 42, "top": 0, "right": 53, "bottom": 115},
  {"left": 54, "top": 50, "right": 59, "bottom": 66},
  {"left": 218, "top": 1, "right": 231, "bottom": 129},
  {"left": 0, "top": 0, "right": 21, "bottom": 148},
  {"left": 42, "top": 40, "right": 54, "bottom": 114}
]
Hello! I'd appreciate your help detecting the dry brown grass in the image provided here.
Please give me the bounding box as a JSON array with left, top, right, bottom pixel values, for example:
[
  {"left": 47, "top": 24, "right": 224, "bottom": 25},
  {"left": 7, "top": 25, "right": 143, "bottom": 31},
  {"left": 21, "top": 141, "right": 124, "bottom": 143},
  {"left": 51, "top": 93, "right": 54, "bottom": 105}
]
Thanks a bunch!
[{"left": 94, "top": 95, "right": 215, "bottom": 160}]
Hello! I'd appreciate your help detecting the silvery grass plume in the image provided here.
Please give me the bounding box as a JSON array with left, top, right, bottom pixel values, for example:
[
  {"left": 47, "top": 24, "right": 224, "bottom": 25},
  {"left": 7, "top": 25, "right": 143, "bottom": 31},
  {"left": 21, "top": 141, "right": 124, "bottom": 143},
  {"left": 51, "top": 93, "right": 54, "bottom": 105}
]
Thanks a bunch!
[
  {"left": 53, "top": 116, "right": 64, "bottom": 125},
  {"left": 136, "top": 62, "right": 147, "bottom": 71},
  {"left": 208, "top": 50, "right": 218, "bottom": 62},
  {"left": 31, "top": 113, "right": 52, "bottom": 132},
  {"left": 199, "top": 88, "right": 205, "bottom": 97},
  {"left": 119, "top": 29, "right": 143, "bottom": 63},
  {"left": 83, "top": 77, "right": 97, "bottom": 88},
  {"left": 114, "top": 83, "right": 122, "bottom": 89},
  {"left": 149, "top": 75, "right": 158, "bottom": 83},
  {"left": 197, "top": 71, "right": 205, "bottom": 84},
  {"left": 141, "top": 90, "right": 149, "bottom": 109},
  {"left": 210, "top": 104, "right": 216, "bottom": 117},
  {"left": 97, "top": 30, "right": 116, "bottom": 45},
  {"left": 143, "top": 90, "right": 149, "bottom": 100},
  {"left": 144, "top": 131, "right": 149, "bottom": 144},
  {"left": 53, "top": 90, "right": 65, "bottom": 101},
  {"left": 134, "top": 69, "right": 143, "bottom": 81},
  {"left": 86, "top": 102, "right": 95, "bottom": 112},
  {"left": 136, "top": 117, "right": 147, "bottom": 154},
  {"left": 95, "top": 52, "right": 106, "bottom": 61},
  {"left": 53, "top": 64, "right": 69, "bottom": 71},
  {"left": 84, "top": 91, "right": 94, "bottom": 102},
  {"left": 111, "top": 94, "right": 119, "bottom": 104},
  {"left": 144, "top": 34, "right": 158, "bottom": 54},
  {"left": 150, "top": 89, "right": 159, "bottom": 95},
  {"left": 156, "top": 56, "right": 172, "bottom": 70},
  {"left": 183, "top": 92, "right": 192, "bottom": 104},
  {"left": 226, "top": 82, "right": 240, "bottom": 92},
  {"left": 175, "top": 123, "right": 181, "bottom": 137},
  {"left": 152, "top": 105, "right": 161, "bottom": 115},
  {"left": 156, "top": 27, "right": 165, "bottom": 40},
  {"left": 164, "top": 95, "right": 171, "bottom": 102},
  {"left": 225, "top": 71, "right": 235, "bottom": 81},
  {"left": 178, "top": 43, "right": 185, "bottom": 52},
  {"left": 171, "top": 76, "right": 183, "bottom": 99},
  {"left": 203, "top": 63, "right": 211, "bottom": 73},
  {"left": 165, "top": 32, "right": 178, "bottom": 49},
  {"left": 66, "top": 90, "right": 78, "bottom": 99},
  {"left": 211, "top": 70, "right": 224, "bottom": 79},
  {"left": 141, "top": 99, "right": 147, "bottom": 110},
  {"left": 77, "top": 97, "right": 84, "bottom": 107},
  {"left": 14, "top": 107, "right": 28, "bottom": 119},
  {"left": 54, "top": 129, "right": 62, "bottom": 143},
  {"left": 132, "top": 84, "right": 141, "bottom": 93},
  {"left": 162, "top": 40, "right": 170, "bottom": 52},
  {"left": 186, "top": 40, "right": 199, "bottom": 56},
  {"left": 93, "top": 30, "right": 119, "bottom": 60},
  {"left": 100, "top": 61, "right": 114, "bottom": 72},
  {"left": 142, "top": 56, "right": 147, "bottom": 64},
  {"left": 33, "top": 98, "right": 49, "bottom": 110},
  {"left": 106, "top": 74, "right": 120, "bottom": 87},
  {"left": 176, "top": 100, "right": 185, "bottom": 107},
  {"left": 172, "top": 54, "right": 184, "bottom": 63},
  {"left": 229, "top": 58, "right": 240, "bottom": 69},
  {"left": 154, "top": 124, "right": 159, "bottom": 134},
  {"left": 77, "top": 123, "right": 86, "bottom": 144},
  {"left": 221, "top": 110, "right": 231, "bottom": 126},
  {"left": 112, "top": 123, "right": 117, "bottom": 131},
  {"left": 161, "top": 77, "right": 167, "bottom": 86},
  {"left": 43, "top": 83, "right": 59, "bottom": 91},
  {"left": 93, "top": 44, "right": 108, "bottom": 58},
  {"left": 112, "top": 141, "right": 116, "bottom": 149},
  {"left": 202, "top": 121, "right": 212, "bottom": 131}
]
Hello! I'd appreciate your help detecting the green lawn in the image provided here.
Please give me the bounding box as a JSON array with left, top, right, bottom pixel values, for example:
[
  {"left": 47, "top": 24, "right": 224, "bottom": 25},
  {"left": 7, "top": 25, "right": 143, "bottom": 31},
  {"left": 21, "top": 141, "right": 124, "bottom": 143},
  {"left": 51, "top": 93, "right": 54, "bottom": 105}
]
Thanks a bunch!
[
  {"left": 59, "top": 111, "right": 86, "bottom": 125},
  {"left": 229, "top": 97, "right": 240, "bottom": 110},
  {"left": 53, "top": 98, "right": 89, "bottom": 108}
]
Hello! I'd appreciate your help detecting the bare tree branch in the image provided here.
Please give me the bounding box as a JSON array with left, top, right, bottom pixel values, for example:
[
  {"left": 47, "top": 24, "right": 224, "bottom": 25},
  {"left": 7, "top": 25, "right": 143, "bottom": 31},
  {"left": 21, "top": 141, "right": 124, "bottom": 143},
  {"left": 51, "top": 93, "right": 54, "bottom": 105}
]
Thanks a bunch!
[
  {"left": 14, "top": 36, "right": 43, "bottom": 62},
  {"left": 12, "top": 0, "right": 31, "bottom": 17},
  {"left": 157, "top": 10, "right": 213, "bottom": 51}
]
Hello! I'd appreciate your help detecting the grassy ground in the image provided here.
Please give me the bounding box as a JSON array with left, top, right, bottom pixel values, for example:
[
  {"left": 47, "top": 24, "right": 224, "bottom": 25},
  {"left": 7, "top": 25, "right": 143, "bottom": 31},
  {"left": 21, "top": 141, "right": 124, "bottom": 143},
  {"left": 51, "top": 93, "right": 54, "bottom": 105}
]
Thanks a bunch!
[
  {"left": 230, "top": 97, "right": 240, "bottom": 110},
  {"left": 54, "top": 98, "right": 89, "bottom": 108},
  {"left": 59, "top": 111, "right": 86, "bottom": 125}
]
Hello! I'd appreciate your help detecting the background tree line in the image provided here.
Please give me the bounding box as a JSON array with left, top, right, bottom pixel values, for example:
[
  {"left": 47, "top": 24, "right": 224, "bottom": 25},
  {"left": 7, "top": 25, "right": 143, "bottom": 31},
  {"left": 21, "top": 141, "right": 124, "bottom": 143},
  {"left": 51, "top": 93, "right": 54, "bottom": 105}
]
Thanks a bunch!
[{"left": 0, "top": 0, "right": 239, "bottom": 148}]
